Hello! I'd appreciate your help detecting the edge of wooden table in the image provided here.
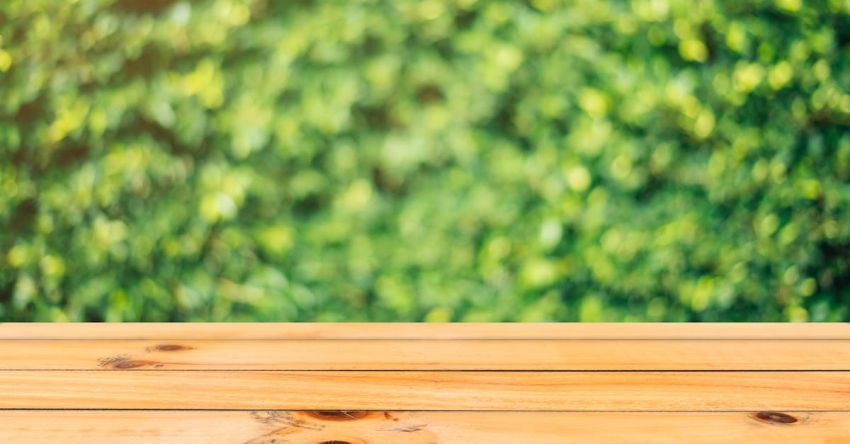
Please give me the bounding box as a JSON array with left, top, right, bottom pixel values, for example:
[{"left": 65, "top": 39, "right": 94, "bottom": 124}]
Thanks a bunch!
[{"left": 2, "top": 322, "right": 849, "bottom": 339}]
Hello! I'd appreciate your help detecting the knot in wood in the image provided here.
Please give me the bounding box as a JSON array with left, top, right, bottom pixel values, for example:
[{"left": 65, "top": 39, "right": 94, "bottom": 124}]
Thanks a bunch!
[{"left": 753, "top": 411, "right": 798, "bottom": 425}]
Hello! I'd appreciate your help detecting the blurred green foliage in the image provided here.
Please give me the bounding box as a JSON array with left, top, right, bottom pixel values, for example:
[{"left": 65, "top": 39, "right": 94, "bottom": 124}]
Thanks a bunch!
[{"left": 1, "top": 0, "right": 850, "bottom": 321}]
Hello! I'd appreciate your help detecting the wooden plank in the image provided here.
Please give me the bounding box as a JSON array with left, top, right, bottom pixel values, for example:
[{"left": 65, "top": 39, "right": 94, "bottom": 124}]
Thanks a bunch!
[
  {"left": 0, "top": 371, "right": 848, "bottom": 410},
  {"left": 1, "top": 339, "right": 849, "bottom": 370},
  {"left": 1, "top": 322, "right": 849, "bottom": 339},
  {"left": 0, "top": 410, "right": 847, "bottom": 443}
]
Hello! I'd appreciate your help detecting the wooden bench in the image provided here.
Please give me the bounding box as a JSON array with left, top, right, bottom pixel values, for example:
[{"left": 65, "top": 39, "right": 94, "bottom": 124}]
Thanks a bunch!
[{"left": 1, "top": 323, "right": 848, "bottom": 442}]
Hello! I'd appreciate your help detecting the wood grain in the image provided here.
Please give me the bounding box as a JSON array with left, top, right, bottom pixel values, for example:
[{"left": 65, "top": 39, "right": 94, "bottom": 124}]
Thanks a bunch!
[
  {"left": 2, "top": 322, "right": 848, "bottom": 339},
  {"left": 1, "top": 410, "right": 847, "bottom": 444},
  {"left": 1, "top": 370, "right": 848, "bottom": 410},
  {"left": 2, "top": 323, "right": 848, "bottom": 442},
  {"left": 2, "top": 339, "right": 849, "bottom": 370}
]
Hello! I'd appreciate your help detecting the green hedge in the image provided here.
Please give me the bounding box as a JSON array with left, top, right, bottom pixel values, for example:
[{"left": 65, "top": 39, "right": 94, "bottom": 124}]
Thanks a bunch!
[{"left": 2, "top": 0, "right": 849, "bottom": 321}]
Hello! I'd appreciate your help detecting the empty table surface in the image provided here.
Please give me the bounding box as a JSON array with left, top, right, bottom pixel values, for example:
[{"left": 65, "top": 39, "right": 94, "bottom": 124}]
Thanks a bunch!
[{"left": 1, "top": 323, "right": 849, "bottom": 443}]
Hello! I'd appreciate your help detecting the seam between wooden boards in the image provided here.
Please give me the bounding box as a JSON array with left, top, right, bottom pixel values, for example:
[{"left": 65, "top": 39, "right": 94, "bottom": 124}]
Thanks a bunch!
[
  {"left": 1, "top": 369, "right": 849, "bottom": 372},
  {"left": 1, "top": 408, "right": 850, "bottom": 412},
  {"left": 0, "top": 336, "right": 850, "bottom": 342}
]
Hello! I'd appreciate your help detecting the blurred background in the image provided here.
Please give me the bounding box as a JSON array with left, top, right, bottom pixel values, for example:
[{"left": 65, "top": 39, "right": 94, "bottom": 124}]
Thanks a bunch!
[{"left": 1, "top": 0, "right": 849, "bottom": 321}]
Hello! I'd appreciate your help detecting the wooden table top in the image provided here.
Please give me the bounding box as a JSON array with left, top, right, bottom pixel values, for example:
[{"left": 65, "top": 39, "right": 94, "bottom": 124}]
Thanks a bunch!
[{"left": 1, "top": 323, "right": 848, "bottom": 443}]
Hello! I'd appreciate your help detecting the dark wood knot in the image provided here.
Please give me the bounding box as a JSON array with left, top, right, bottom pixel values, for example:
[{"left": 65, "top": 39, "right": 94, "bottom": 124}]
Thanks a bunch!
[
  {"left": 753, "top": 411, "right": 798, "bottom": 425},
  {"left": 148, "top": 344, "right": 193, "bottom": 352},
  {"left": 306, "top": 411, "right": 369, "bottom": 421}
]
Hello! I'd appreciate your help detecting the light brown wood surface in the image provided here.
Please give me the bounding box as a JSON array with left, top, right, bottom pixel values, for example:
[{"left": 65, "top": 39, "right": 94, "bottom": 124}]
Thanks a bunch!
[
  {"left": 1, "top": 370, "right": 849, "bottom": 410},
  {"left": 3, "top": 339, "right": 850, "bottom": 370},
  {"left": 2, "top": 411, "right": 849, "bottom": 444},
  {"left": 1, "top": 323, "right": 848, "bottom": 443}
]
